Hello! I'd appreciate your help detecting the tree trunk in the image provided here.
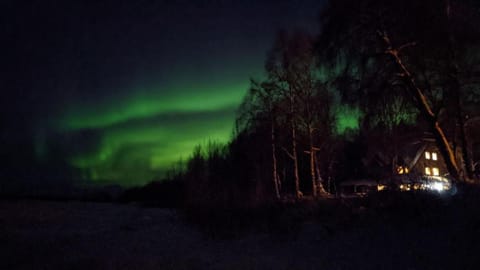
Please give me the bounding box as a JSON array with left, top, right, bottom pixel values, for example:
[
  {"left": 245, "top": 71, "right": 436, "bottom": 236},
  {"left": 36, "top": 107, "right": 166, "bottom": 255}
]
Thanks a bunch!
[
  {"left": 459, "top": 118, "right": 473, "bottom": 179},
  {"left": 444, "top": 0, "right": 474, "bottom": 179},
  {"left": 271, "top": 120, "right": 281, "bottom": 199},
  {"left": 290, "top": 92, "right": 301, "bottom": 198},
  {"left": 378, "top": 31, "right": 461, "bottom": 181},
  {"left": 453, "top": 93, "right": 473, "bottom": 179},
  {"left": 292, "top": 124, "right": 301, "bottom": 198},
  {"left": 292, "top": 122, "right": 301, "bottom": 198},
  {"left": 432, "top": 122, "right": 461, "bottom": 180},
  {"left": 308, "top": 126, "right": 317, "bottom": 197},
  {"left": 314, "top": 153, "right": 329, "bottom": 196}
]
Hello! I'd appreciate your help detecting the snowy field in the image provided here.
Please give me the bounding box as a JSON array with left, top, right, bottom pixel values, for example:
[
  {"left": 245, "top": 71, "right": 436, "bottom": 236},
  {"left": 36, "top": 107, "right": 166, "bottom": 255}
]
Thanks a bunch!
[{"left": 1, "top": 200, "right": 479, "bottom": 270}]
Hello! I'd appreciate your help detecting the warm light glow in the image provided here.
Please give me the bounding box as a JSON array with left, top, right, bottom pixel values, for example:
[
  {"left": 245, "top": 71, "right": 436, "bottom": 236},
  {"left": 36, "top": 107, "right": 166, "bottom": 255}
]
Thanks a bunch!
[
  {"left": 432, "top": 152, "right": 437, "bottom": 161},
  {"left": 425, "top": 151, "right": 431, "bottom": 160},
  {"left": 432, "top": 182, "right": 443, "bottom": 191},
  {"left": 425, "top": 167, "right": 431, "bottom": 175},
  {"left": 396, "top": 176, "right": 452, "bottom": 193},
  {"left": 377, "top": 184, "right": 386, "bottom": 191},
  {"left": 432, "top": 167, "right": 439, "bottom": 176},
  {"left": 396, "top": 166, "right": 409, "bottom": 175},
  {"left": 412, "top": 183, "right": 422, "bottom": 190}
]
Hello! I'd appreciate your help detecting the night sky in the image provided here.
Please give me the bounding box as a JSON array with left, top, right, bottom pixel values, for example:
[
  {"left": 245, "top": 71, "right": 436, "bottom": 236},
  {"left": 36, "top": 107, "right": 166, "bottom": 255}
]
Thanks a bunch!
[{"left": 2, "top": 0, "right": 359, "bottom": 187}]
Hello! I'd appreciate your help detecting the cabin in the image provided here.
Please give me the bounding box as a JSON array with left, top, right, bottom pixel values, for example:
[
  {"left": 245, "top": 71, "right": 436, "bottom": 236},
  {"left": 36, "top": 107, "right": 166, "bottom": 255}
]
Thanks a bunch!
[
  {"left": 340, "top": 136, "right": 458, "bottom": 197},
  {"left": 395, "top": 138, "right": 449, "bottom": 178},
  {"left": 385, "top": 136, "right": 460, "bottom": 192},
  {"left": 361, "top": 135, "right": 458, "bottom": 179}
]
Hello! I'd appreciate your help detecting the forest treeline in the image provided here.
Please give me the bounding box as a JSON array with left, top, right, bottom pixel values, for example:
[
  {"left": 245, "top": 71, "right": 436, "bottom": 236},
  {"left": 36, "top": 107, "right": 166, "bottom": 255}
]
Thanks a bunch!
[{"left": 131, "top": 0, "right": 480, "bottom": 209}]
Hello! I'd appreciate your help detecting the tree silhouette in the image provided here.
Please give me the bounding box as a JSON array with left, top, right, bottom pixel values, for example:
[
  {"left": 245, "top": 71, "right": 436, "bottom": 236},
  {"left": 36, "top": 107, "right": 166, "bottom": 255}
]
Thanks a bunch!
[
  {"left": 238, "top": 79, "right": 282, "bottom": 199},
  {"left": 238, "top": 31, "right": 336, "bottom": 198},
  {"left": 317, "top": 0, "right": 480, "bottom": 181}
]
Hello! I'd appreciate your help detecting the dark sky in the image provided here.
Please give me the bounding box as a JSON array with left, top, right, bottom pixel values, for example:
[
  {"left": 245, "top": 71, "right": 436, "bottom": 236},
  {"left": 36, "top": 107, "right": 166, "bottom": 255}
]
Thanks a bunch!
[{"left": 1, "top": 0, "right": 327, "bottom": 186}]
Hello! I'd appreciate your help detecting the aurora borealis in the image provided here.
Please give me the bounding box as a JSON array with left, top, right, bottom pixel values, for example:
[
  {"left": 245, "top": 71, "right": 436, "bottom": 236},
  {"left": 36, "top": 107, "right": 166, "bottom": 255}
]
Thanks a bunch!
[
  {"left": 2, "top": 0, "right": 361, "bottom": 187},
  {"left": 56, "top": 83, "right": 246, "bottom": 185}
]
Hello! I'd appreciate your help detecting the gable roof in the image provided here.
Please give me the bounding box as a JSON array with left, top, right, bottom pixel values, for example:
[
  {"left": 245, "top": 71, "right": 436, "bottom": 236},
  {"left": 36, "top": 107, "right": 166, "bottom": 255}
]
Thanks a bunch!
[{"left": 408, "top": 143, "right": 427, "bottom": 170}]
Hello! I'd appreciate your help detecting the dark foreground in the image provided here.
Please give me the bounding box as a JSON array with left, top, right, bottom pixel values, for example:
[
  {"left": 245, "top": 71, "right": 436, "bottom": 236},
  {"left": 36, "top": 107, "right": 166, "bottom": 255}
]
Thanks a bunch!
[{"left": 1, "top": 194, "right": 480, "bottom": 270}]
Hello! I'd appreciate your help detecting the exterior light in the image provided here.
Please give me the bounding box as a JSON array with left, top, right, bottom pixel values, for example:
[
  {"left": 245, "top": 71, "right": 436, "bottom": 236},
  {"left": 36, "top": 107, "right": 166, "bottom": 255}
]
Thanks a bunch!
[{"left": 431, "top": 182, "right": 443, "bottom": 191}]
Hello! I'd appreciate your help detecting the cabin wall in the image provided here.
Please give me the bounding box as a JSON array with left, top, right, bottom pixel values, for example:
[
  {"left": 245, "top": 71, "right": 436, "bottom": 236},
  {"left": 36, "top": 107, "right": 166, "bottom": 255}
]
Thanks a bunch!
[{"left": 411, "top": 143, "right": 449, "bottom": 177}]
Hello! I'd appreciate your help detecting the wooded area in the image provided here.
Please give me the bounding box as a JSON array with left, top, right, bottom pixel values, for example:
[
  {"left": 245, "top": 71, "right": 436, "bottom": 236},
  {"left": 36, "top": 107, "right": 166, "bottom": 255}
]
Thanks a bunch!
[{"left": 161, "top": 0, "right": 480, "bottom": 209}]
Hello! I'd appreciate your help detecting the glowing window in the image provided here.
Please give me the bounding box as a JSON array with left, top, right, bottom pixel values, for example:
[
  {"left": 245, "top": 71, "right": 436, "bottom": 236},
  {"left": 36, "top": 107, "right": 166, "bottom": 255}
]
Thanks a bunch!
[
  {"left": 425, "top": 167, "right": 431, "bottom": 175},
  {"left": 397, "top": 166, "right": 410, "bottom": 175},
  {"left": 425, "top": 151, "right": 431, "bottom": 160},
  {"left": 432, "top": 167, "right": 439, "bottom": 176},
  {"left": 432, "top": 152, "right": 437, "bottom": 161}
]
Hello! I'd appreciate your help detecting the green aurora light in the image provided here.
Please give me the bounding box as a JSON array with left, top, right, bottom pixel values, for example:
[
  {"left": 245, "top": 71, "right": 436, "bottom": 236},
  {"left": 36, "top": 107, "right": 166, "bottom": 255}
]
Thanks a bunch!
[
  {"left": 52, "top": 80, "right": 247, "bottom": 186},
  {"left": 44, "top": 76, "right": 362, "bottom": 186},
  {"left": 6, "top": 0, "right": 340, "bottom": 188},
  {"left": 37, "top": 58, "right": 363, "bottom": 187},
  {"left": 335, "top": 105, "right": 362, "bottom": 134}
]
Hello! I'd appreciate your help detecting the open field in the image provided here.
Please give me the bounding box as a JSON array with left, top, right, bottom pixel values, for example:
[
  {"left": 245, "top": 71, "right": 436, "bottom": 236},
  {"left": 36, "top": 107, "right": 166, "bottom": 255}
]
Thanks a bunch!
[{"left": 1, "top": 198, "right": 479, "bottom": 270}]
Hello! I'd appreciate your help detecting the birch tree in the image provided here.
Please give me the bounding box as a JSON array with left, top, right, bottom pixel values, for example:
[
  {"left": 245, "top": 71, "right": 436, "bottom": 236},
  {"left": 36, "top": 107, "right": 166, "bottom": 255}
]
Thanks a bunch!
[{"left": 237, "top": 80, "right": 282, "bottom": 199}]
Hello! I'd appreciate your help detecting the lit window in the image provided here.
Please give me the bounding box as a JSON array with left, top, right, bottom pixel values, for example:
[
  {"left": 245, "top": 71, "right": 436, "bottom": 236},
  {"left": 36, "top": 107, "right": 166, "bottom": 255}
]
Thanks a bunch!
[
  {"left": 432, "top": 167, "right": 439, "bottom": 176},
  {"left": 425, "top": 167, "right": 431, "bottom": 175},
  {"left": 432, "top": 152, "right": 437, "bottom": 161},
  {"left": 397, "top": 166, "right": 410, "bottom": 175},
  {"left": 425, "top": 151, "right": 431, "bottom": 160}
]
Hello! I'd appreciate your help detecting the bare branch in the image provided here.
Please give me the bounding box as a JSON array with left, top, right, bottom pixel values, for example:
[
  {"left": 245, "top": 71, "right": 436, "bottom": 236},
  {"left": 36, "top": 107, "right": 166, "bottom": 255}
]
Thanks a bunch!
[
  {"left": 281, "top": 147, "right": 295, "bottom": 160},
  {"left": 398, "top": 42, "right": 417, "bottom": 52},
  {"left": 303, "top": 147, "right": 320, "bottom": 155}
]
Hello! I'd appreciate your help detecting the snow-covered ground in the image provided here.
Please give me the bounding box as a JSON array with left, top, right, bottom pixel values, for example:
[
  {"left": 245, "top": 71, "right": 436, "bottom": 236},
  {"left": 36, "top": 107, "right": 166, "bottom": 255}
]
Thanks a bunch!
[{"left": 1, "top": 200, "right": 478, "bottom": 270}]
